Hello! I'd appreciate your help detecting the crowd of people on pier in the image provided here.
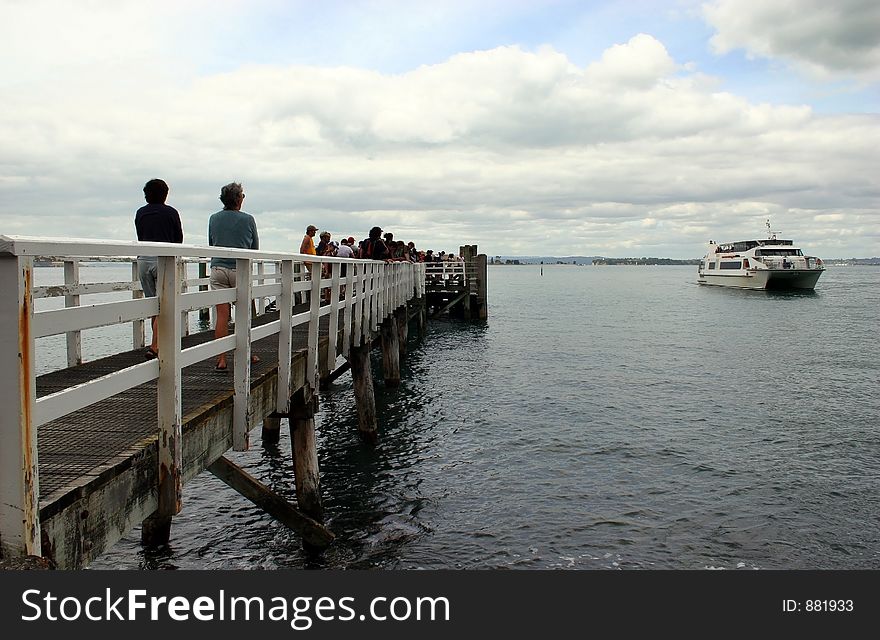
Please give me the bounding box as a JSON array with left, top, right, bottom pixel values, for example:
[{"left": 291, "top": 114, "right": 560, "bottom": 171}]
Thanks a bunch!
[
  {"left": 298, "top": 224, "right": 464, "bottom": 265},
  {"left": 134, "top": 178, "right": 464, "bottom": 367}
]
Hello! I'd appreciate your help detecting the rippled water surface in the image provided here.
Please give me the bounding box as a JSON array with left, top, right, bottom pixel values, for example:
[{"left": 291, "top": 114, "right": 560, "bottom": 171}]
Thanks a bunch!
[{"left": 84, "top": 265, "right": 880, "bottom": 569}]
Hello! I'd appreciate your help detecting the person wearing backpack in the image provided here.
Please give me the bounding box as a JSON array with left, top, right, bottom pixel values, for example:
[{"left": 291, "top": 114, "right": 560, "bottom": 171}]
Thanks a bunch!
[{"left": 358, "top": 226, "right": 389, "bottom": 261}]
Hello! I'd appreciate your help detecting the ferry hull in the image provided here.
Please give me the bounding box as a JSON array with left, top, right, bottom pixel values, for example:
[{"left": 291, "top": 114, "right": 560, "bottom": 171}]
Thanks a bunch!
[{"left": 698, "top": 269, "right": 823, "bottom": 290}]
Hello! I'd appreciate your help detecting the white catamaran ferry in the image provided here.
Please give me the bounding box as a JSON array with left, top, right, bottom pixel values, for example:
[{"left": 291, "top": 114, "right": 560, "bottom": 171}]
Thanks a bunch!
[{"left": 697, "top": 221, "right": 825, "bottom": 290}]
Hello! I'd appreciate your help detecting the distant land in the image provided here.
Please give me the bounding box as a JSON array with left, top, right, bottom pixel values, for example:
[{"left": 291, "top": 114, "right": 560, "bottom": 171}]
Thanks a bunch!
[{"left": 490, "top": 256, "right": 880, "bottom": 266}]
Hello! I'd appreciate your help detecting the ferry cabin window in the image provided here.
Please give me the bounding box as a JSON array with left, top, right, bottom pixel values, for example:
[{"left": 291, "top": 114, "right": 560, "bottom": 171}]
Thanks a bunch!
[
  {"left": 720, "top": 261, "right": 742, "bottom": 269},
  {"left": 754, "top": 249, "right": 803, "bottom": 257},
  {"left": 707, "top": 262, "right": 715, "bottom": 269}
]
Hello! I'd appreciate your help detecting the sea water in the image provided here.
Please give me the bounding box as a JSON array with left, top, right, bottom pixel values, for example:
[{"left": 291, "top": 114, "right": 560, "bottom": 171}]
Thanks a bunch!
[{"left": 41, "top": 264, "right": 878, "bottom": 569}]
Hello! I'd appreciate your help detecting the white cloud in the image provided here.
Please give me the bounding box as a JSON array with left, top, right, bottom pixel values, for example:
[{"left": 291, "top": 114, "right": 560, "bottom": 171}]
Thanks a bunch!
[
  {"left": 703, "top": 0, "right": 880, "bottom": 80},
  {"left": 585, "top": 33, "right": 678, "bottom": 88},
  {"left": 0, "top": 7, "right": 877, "bottom": 259}
]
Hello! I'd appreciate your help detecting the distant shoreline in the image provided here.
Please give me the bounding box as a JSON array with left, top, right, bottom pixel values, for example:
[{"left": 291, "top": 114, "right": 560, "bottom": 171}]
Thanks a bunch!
[{"left": 490, "top": 257, "right": 880, "bottom": 266}]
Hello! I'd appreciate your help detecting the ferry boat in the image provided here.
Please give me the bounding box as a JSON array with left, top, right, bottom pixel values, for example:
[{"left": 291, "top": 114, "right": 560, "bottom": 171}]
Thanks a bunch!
[{"left": 697, "top": 221, "right": 825, "bottom": 290}]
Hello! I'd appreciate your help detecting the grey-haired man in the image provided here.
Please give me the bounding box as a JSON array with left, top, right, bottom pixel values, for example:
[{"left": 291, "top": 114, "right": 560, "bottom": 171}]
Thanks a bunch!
[{"left": 208, "top": 182, "right": 259, "bottom": 371}]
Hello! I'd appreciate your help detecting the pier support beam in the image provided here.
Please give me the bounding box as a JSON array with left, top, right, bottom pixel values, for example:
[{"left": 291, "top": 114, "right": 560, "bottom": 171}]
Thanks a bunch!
[
  {"left": 288, "top": 390, "right": 323, "bottom": 523},
  {"left": 349, "top": 342, "right": 378, "bottom": 442},
  {"left": 208, "top": 456, "right": 333, "bottom": 548},
  {"left": 320, "top": 360, "right": 351, "bottom": 390},
  {"left": 380, "top": 317, "right": 401, "bottom": 387}
]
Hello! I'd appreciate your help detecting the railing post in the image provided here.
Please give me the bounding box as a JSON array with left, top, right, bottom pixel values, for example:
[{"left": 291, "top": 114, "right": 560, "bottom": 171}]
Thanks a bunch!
[
  {"left": 198, "top": 260, "right": 210, "bottom": 323},
  {"left": 256, "top": 261, "right": 265, "bottom": 316},
  {"left": 293, "top": 262, "right": 302, "bottom": 306},
  {"left": 379, "top": 263, "right": 387, "bottom": 320},
  {"left": 0, "top": 255, "right": 40, "bottom": 559},
  {"left": 64, "top": 259, "right": 83, "bottom": 366},
  {"left": 233, "top": 257, "right": 253, "bottom": 451},
  {"left": 131, "top": 260, "right": 146, "bottom": 351},
  {"left": 371, "top": 262, "right": 380, "bottom": 333},
  {"left": 290, "top": 264, "right": 325, "bottom": 530},
  {"left": 399, "top": 263, "right": 405, "bottom": 308},
  {"left": 352, "top": 263, "right": 363, "bottom": 347},
  {"left": 307, "top": 258, "right": 322, "bottom": 392},
  {"left": 179, "top": 260, "right": 190, "bottom": 337},
  {"left": 276, "top": 259, "right": 294, "bottom": 416},
  {"left": 363, "top": 263, "right": 373, "bottom": 338},
  {"left": 326, "top": 262, "right": 341, "bottom": 373},
  {"left": 154, "top": 255, "right": 182, "bottom": 523},
  {"left": 372, "top": 263, "right": 381, "bottom": 331},
  {"left": 342, "top": 260, "right": 354, "bottom": 357}
]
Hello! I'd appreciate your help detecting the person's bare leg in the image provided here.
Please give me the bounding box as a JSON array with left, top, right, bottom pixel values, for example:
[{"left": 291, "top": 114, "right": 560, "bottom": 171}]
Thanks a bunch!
[
  {"left": 149, "top": 317, "right": 159, "bottom": 355},
  {"left": 215, "top": 302, "right": 230, "bottom": 369}
]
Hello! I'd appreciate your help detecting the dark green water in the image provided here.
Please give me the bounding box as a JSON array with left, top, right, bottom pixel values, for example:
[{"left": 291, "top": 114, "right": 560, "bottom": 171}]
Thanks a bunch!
[{"left": 83, "top": 265, "right": 880, "bottom": 569}]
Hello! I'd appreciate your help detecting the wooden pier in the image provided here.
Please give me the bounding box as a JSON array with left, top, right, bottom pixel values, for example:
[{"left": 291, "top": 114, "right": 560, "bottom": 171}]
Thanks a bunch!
[
  {"left": 425, "top": 245, "right": 488, "bottom": 320},
  {"left": 0, "top": 236, "right": 486, "bottom": 569}
]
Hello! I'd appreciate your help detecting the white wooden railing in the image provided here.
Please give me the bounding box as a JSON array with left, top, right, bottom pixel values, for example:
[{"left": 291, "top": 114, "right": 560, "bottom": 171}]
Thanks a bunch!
[
  {"left": 0, "top": 235, "right": 426, "bottom": 558},
  {"left": 33, "top": 257, "right": 300, "bottom": 367},
  {"left": 425, "top": 261, "right": 476, "bottom": 288}
]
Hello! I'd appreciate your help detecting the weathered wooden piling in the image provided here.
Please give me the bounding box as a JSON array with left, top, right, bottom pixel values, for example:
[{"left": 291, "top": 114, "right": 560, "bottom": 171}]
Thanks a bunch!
[
  {"left": 380, "top": 317, "right": 401, "bottom": 387},
  {"left": 396, "top": 307, "right": 408, "bottom": 360},
  {"left": 141, "top": 514, "right": 173, "bottom": 547},
  {"left": 417, "top": 298, "right": 427, "bottom": 338},
  {"left": 288, "top": 390, "right": 323, "bottom": 522},
  {"left": 349, "top": 342, "right": 378, "bottom": 441},
  {"left": 473, "top": 254, "right": 488, "bottom": 320},
  {"left": 261, "top": 416, "right": 282, "bottom": 445}
]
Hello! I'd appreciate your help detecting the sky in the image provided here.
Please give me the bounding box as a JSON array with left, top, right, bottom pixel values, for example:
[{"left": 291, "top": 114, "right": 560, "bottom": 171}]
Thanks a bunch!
[{"left": 1, "top": 0, "right": 878, "bottom": 259}]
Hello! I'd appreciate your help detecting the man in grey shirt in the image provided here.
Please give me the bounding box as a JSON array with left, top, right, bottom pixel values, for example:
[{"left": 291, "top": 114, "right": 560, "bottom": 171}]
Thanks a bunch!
[{"left": 208, "top": 182, "right": 259, "bottom": 371}]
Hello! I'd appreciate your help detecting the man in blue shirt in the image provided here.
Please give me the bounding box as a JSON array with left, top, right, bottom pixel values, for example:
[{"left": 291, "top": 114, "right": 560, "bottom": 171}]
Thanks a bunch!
[
  {"left": 208, "top": 182, "right": 259, "bottom": 371},
  {"left": 135, "top": 178, "right": 183, "bottom": 359}
]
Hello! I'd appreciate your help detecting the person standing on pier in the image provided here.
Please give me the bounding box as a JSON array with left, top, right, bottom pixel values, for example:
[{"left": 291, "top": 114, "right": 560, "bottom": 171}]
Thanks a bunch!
[
  {"left": 135, "top": 178, "right": 183, "bottom": 359},
  {"left": 335, "top": 237, "right": 354, "bottom": 300},
  {"left": 300, "top": 224, "right": 317, "bottom": 275},
  {"left": 358, "top": 226, "right": 389, "bottom": 261},
  {"left": 208, "top": 182, "right": 259, "bottom": 371}
]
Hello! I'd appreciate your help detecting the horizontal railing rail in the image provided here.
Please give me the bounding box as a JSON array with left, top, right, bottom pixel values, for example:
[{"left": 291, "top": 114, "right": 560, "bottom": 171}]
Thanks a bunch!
[
  {"left": 0, "top": 234, "right": 425, "bottom": 559},
  {"left": 425, "top": 262, "right": 477, "bottom": 289}
]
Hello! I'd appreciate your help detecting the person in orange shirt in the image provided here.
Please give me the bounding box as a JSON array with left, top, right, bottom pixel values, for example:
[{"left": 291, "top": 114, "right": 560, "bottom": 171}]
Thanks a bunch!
[{"left": 300, "top": 224, "right": 317, "bottom": 274}]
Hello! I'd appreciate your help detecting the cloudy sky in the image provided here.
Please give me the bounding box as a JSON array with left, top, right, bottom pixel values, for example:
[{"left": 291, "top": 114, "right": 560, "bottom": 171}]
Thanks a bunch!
[{"left": 2, "top": 0, "right": 878, "bottom": 258}]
